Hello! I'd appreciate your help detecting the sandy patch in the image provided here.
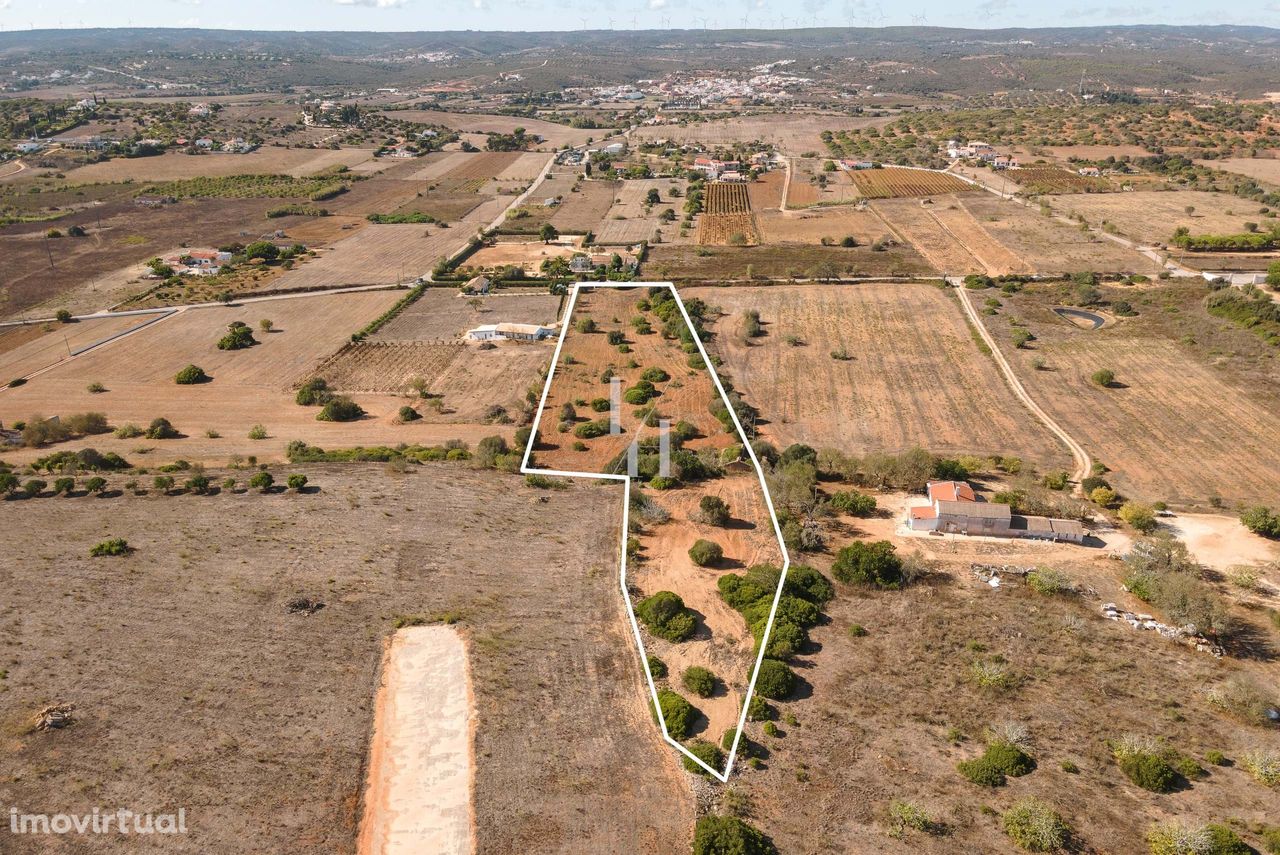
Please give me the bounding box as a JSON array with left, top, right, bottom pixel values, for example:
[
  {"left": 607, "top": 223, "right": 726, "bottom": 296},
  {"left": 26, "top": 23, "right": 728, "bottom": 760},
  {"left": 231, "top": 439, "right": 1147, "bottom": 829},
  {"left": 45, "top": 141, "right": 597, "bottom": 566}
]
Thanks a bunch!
[
  {"left": 1165, "top": 513, "right": 1280, "bottom": 571},
  {"left": 359, "top": 625, "right": 474, "bottom": 855}
]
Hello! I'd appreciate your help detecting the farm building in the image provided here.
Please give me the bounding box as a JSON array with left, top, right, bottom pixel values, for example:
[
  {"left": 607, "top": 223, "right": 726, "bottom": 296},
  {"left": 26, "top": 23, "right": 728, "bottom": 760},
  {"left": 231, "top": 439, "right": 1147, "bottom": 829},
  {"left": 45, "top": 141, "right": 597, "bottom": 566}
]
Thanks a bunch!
[
  {"left": 161, "top": 249, "right": 233, "bottom": 276},
  {"left": 907, "top": 481, "right": 1084, "bottom": 544},
  {"left": 14, "top": 141, "right": 43, "bottom": 154},
  {"left": 466, "top": 322, "right": 558, "bottom": 342},
  {"left": 464, "top": 275, "right": 492, "bottom": 294}
]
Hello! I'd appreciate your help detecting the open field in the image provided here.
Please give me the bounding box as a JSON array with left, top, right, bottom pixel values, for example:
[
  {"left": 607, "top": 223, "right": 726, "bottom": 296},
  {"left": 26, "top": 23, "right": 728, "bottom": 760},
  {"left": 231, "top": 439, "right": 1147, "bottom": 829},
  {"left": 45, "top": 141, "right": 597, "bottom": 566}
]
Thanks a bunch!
[
  {"left": 0, "top": 312, "right": 167, "bottom": 381},
  {"left": 980, "top": 282, "right": 1280, "bottom": 507},
  {"left": 0, "top": 466, "right": 694, "bottom": 854},
  {"left": 0, "top": 291, "right": 529, "bottom": 464},
  {"left": 465, "top": 237, "right": 582, "bottom": 274},
  {"left": 1195, "top": 156, "right": 1280, "bottom": 184},
  {"left": 378, "top": 111, "right": 598, "bottom": 150},
  {"left": 786, "top": 158, "right": 861, "bottom": 207},
  {"left": 1051, "top": 190, "right": 1267, "bottom": 248},
  {"left": 632, "top": 113, "right": 894, "bottom": 155},
  {"left": 961, "top": 194, "right": 1163, "bottom": 276},
  {"left": 756, "top": 205, "right": 890, "bottom": 245},
  {"left": 693, "top": 283, "right": 1072, "bottom": 470},
  {"left": 698, "top": 181, "right": 758, "bottom": 246},
  {"left": 646, "top": 243, "right": 935, "bottom": 280},
  {"left": 595, "top": 178, "right": 691, "bottom": 245},
  {"left": 63, "top": 147, "right": 378, "bottom": 182},
  {"left": 0, "top": 198, "right": 309, "bottom": 319},
  {"left": 549, "top": 177, "right": 617, "bottom": 233},
  {"left": 871, "top": 198, "right": 991, "bottom": 274},
  {"left": 736, "top": 505, "right": 1280, "bottom": 853},
  {"left": 849, "top": 167, "right": 976, "bottom": 199}
]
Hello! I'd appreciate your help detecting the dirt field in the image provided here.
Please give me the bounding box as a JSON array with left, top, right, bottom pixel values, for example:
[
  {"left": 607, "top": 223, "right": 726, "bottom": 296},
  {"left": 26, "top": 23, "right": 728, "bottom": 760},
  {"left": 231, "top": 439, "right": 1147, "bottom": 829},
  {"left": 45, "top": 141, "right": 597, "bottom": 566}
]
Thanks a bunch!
[
  {"left": 549, "top": 177, "right": 616, "bottom": 234},
  {"left": 372, "top": 289, "right": 563, "bottom": 342},
  {"left": 0, "top": 198, "right": 311, "bottom": 319},
  {"left": 736, "top": 510, "right": 1280, "bottom": 853},
  {"left": 646, "top": 243, "right": 935, "bottom": 281},
  {"left": 756, "top": 206, "right": 892, "bottom": 246},
  {"left": 692, "top": 283, "right": 1072, "bottom": 470},
  {"left": 1052, "top": 190, "right": 1267, "bottom": 247},
  {"left": 631, "top": 113, "right": 894, "bottom": 156},
  {"left": 464, "top": 237, "right": 581, "bottom": 274},
  {"left": 961, "top": 195, "right": 1162, "bottom": 276},
  {"left": 980, "top": 283, "right": 1280, "bottom": 507},
  {"left": 786, "top": 158, "right": 861, "bottom": 208},
  {"left": 0, "top": 291, "right": 528, "bottom": 465},
  {"left": 379, "top": 111, "right": 598, "bottom": 150},
  {"left": 0, "top": 465, "right": 695, "bottom": 854},
  {"left": 0, "top": 312, "right": 168, "bottom": 381},
  {"left": 1195, "top": 156, "right": 1280, "bottom": 184},
  {"left": 595, "top": 178, "right": 691, "bottom": 246},
  {"left": 63, "top": 147, "right": 378, "bottom": 183},
  {"left": 871, "top": 198, "right": 992, "bottom": 275}
]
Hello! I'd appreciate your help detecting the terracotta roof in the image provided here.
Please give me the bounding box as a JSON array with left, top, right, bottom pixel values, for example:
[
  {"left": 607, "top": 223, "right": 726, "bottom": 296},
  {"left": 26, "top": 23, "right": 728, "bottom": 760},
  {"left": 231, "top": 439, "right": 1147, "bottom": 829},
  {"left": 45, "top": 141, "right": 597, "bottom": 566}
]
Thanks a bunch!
[
  {"left": 927, "top": 481, "right": 976, "bottom": 503},
  {"left": 909, "top": 506, "right": 937, "bottom": 520}
]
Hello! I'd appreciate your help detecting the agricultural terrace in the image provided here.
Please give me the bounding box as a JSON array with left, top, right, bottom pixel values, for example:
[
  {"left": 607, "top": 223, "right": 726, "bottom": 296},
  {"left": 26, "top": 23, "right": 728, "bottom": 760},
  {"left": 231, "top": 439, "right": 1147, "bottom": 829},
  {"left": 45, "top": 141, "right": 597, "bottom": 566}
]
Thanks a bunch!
[
  {"left": 691, "top": 283, "right": 1073, "bottom": 471},
  {"left": 0, "top": 466, "right": 694, "bottom": 852},
  {"left": 699, "top": 182, "right": 759, "bottom": 246},
  {"left": 848, "top": 167, "right": 976, "bottom": 200},
  {"left": 977, "top": 282, "right": 1280, "bottom": 508},
  {"left": 0, "top": 291, "right": 519, "bottom": 465},
  {"left": 530, "top": 284, "right": 787, "bottom": 762}
]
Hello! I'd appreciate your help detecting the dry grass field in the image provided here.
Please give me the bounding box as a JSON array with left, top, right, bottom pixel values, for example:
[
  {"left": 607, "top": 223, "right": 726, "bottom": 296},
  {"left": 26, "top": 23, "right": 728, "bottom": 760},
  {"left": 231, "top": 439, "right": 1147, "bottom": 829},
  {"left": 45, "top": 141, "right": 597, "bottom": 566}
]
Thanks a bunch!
[
  {"left": 961, "top": 195, "right": 1163, "bottom": 276},
  {"left": 595, "top": 178, "right": 691, "bottom": 246},
  {"left": 979, "top": 283, "right": 1280, "bottom": 507},
  {"left": 924, "top": 198, "right": 1032, "bottom": 276},
  {"left": 631, "top": 113, "right": 894, "bottom": 155},
  {"left": 1052, "top": 190, "right": 1266, "bottom": 247},
  {"left": 379, "top": 111, "right": 598, "bottom": 150},
  {"left": 0, "top": 291, "right": 528, "bottom": 465},
  {"left": 849, "top": 167, "right": 977, "bottom": 199},
  {"left": 736, "top": 514, "right": 1280, "bottom": 853},
  {"left": 692, "top": 283, "right": 1072, "bottom": 470},
  {"left": 0, "top": 466, "right": 694, "bottom": 854},
  {"left": 646, "top": 243, "right": 935, "bottom": 280},
  {"left": 372, "top": 289, "right": 562, "bottom": 342},
  {"left": 0, "top": 312, "right": 168, "bottom": 381},
  {"left": 63, "top": 147, "right": 378, "bottom": 183},
  {"left": 464, "top": 238, "right": 580, "bottom": 274},
  {"left": 756, "top": 206, "right": 892, "bottom": 246},
  {"left": 1195, "top": 156, "right": 1280, "bottom": 184},
  {"left": 550, "top": 177, "right": 617, "bottom": 234},
  {"left": 871, "top": 198, "right": 991, "bottom": 274},
  {"left": 786, "top": 158, "right": 861, "bottom": 208}
]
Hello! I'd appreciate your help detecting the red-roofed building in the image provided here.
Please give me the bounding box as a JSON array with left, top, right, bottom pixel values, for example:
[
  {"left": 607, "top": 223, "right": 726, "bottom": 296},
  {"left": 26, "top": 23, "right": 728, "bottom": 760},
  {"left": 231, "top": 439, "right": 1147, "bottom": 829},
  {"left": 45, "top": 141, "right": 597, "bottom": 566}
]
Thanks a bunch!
[{"left": 905, "top": 480, "right": 1084, "bottom": 544}]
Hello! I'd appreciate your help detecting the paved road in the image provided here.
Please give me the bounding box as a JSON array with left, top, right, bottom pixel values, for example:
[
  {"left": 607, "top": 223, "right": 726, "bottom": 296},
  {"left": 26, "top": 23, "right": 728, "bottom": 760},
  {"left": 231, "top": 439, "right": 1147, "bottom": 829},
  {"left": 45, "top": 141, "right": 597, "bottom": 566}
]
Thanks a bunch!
[{"left": 952, "top": 277, "right": 1094, "bottom": 492}]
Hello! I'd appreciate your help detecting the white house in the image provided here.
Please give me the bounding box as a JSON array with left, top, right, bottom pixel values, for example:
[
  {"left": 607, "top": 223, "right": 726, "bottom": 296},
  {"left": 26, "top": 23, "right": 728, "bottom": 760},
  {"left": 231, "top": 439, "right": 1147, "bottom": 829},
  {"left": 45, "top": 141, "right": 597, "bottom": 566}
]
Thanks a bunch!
[
  {"left": 906, "top": 481, "right": 1084, "bottom": 544},
  {"left": 15, "top": 142, "right": 43, "bottom": 154},
  {"left": 466, "top": 322, "right": 558, "bottom": 342}
]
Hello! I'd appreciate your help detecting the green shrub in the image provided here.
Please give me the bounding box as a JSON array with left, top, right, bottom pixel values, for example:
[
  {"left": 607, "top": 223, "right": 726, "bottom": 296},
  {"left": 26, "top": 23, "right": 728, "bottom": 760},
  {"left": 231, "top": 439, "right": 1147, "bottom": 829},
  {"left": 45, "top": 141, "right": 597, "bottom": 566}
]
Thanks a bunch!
[
  {"left": 831, "top": 540, "right": 903, "bottom": 588},
  {"left": 848, "top": 623, "right": 868, "bottom": 637},
  {"left": 22, "top": 479, "right": 46, "bottom": 497},
  {"left": 90, "top": 537, "right": 129, "bottom": 557},
  {"left": 829, "top": 489, "right": 877, "bottom": 516},
  {"left": 623, "top": 382, "right": 655, "bottom": 405},
  {"left": 691, "top": 816, "right": 776, "bottom": 855},
  {"left": 655, "top": 688, "right": 695, "bottom": 739},
  {"left": 1002, "top": 797, "right": 1070, "bottom": 852},
  {"left": 216, "top": 321, "right": 257, "bottom": 350},
  {"left": 145, "top": 417, "right": 179, "bottom": 439},
  {"left": 697, "top": 495, "right": 731, "bottom": 526},
  {"left": 248, "top": 471, "right": 274, "bottom": 492},
  {"left": 957, "top": 739, "right": 1035, "bottom": 787},
  {"left": 573, "top": 419, "right": 611, "bottom": 439},
  {"left": 317, "top": 397, "right": 365, "bottom": 422},
  {"left": 84, "top": 476, "right": 107, "bottom": 494},
  {"left": 646, "top": 655, "right": 667, "bottom": 679},
  {"left": 688, "top": 538, "right": 723, "bottom": 566},
  {"left": 753, "top": 659, "right": 795, "bottom": 700},
  {"left": 1261, "top": 826, "right": 1280, "bottom": 855},
  {"left": 248, "top": 424, "right": 268, "bottom": 440},
  {"left": 174, "top": 364, "right": 209, "bottom": 385},
  {"left": 636, "top": 591, "right": 696, "bottom": 641},
  {"left": 114, "top": 423, "right": 143, "bottom": 439},
  {"left": 682, "top": 666, "right": 717, "bottom": 698},
  {"left": 296, "top": 377, "right": 332, "bottom": 406},
  {"left": 398, "top": 405, "right": 421, "bottom": 422},
  {"left": 185, "top": 474, "right": 211, "bottom": 494},
  {"left": 1091, "top": 368, "right": 1116, "bottom": 387},
  {"left": 785, "top": 564, "right": 834, "bottom": 603},
  {"left": 1026, "top": 568, "right": 1071, "bottom": 595},
  {"left": 1205, "top": 750, "right": 1227, "bottom": 767},
  {"left": 1241, "top": 748, "right": 1280, "bottom": 787},
  {"left": 641, "top": 367, "right": 670, "bottom": 383},
  {"left": 287, "top": 474, "right": 308, "bottom": 491},
  {"left": 745, "top": 695, "right": 773, "bottom": 722},
  {"left": 1113, "top": 737, "right": 1179, "bottom": 793},
  {"left": 682, "top": 739, "right": 724, "bottom": 775}
]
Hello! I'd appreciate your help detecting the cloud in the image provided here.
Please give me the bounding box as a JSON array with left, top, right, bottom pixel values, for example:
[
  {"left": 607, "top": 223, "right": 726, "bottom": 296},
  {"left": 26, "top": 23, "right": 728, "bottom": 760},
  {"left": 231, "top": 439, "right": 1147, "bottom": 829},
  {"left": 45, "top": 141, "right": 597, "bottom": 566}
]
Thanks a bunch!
[
  {"left": 649, "top": 0, "right": 667, "bottom": 9},
  {"left": 333, "top": 0, "right": 407, "bottom": 7}
]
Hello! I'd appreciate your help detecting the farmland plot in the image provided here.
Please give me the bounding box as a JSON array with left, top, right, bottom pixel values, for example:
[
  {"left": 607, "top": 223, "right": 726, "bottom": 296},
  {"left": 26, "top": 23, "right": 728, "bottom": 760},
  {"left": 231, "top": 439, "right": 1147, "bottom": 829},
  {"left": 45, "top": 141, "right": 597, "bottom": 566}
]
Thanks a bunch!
[
  {"left": 63, "top": 147, "right": 378, "bottom": 183},
  {"left": 595, "top": 178, "right": 691, "bottom": 245},
  {"left": 925, "top": 199, "right": 1033, "bottom": 275},
  {"left": 550, "top": 177, "right": 617, "bottom": 234},
  {"left": 371, "top": 289, "right": 563, "bottom": 342},
  {"left": 631, "top": 112, "right": 894, "bottom": 155},
  {"left": 1008, "top": 166, "right": 1110, "bottom": 193},
  {"left": 377, "top": 111, "right": 598, "bottom": 149},
  {"left": 785, "top": 158, "right": 861, "bottom": 207},
  {"left": 698, "top": 182, "right": 759, "bottom": 246},
  {"left": 871, "top": 198, "right": 985, "bottom": 274},
  {"left": 849, "top": 166, "right": 977, "bottom": 199},
  {"left": 756, "top": 206, "right": 889, "bottom": 245},
  {"left": 1051, "top": 190, "right": 1259, "bottom": 247},
  {"left": 981, "top": 289, "right": 1280, "bottom": 507},
  {"left": 646, "top": 243, "right": 934, "bottom": 280},
  {"left": 693, "top": 283, "right": 1071, "bottom": 469},
  {"left": 0, "top": 312, "right": 169, "bottom": 381}
]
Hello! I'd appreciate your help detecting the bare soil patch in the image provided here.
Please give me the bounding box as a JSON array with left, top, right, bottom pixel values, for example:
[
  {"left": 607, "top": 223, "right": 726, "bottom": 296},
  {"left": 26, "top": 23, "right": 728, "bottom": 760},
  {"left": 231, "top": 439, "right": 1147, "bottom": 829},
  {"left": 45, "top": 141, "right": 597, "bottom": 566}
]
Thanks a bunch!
[
  {"left": 63, "top": 147, "right": 377, "bottom": 183},
  {"left": 1053, "top": 190, "right": 1265, "bottom": 248},
  {"left": 646, "top": 243, "right": 934, "bottom": 281},
  {"left": 632, "top": 113, "right": 894, "bottom": 156}
]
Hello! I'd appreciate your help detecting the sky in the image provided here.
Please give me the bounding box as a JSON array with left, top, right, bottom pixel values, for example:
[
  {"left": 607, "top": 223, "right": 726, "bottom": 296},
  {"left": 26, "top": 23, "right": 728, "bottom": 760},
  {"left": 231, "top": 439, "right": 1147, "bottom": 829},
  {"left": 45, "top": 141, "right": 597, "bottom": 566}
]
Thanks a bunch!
[{"left": 0, "top": 0, "right": 1275, "bottom": 33}]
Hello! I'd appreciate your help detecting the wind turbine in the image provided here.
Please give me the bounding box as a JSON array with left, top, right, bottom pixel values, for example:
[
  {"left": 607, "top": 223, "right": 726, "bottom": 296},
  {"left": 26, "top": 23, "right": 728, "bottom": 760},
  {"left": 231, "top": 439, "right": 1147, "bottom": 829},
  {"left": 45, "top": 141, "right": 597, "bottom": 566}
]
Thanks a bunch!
[
  {"left": 660, "top": 15, "right": 671, "bottom": 27},
  {"left": 608, "top": 16, "right": 615, "bottom": 29},
  {"left": 630, "top": 15, "right": 638, "bottom": 29},
  {"left": 579, "top": 16, "right": 588, "bottom": 29}
]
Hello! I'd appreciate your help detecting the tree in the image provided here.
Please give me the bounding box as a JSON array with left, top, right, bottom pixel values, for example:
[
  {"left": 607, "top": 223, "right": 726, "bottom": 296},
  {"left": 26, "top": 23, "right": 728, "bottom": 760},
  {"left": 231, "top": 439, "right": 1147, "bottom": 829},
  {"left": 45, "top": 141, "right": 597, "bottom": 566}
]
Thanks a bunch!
[
  {"left": 1090, "top": 486, "right": 1118, "bottom": 507},
  {"left": 317, "top": 397, "right": 365, "bottom": 422},
  {"left": 22, "top": 479, "right": 46, "bottom": 497},
  {"left": 153, "top": 475, "right": 175, "bottom": 493},
  {"left": 244, "top": 240, "right": 279, "bottom": 261},
  {"left": 217, "top": 321, "right": 256, "bottom": 350},
  {"left": 1119, "top": 501, "right": 1157, "bottom": 534},
  {"left": 831, "top": 540, "right": 903, "bottom": 588},
  {"left": 1091, "top": 368, "right": 1116, "bottom": 388},
  {"left": 287, "top": 474, "right": 308, "bottom": 491},
  {"left": 636, "top": 591, "right": 696, "bottom": 642},
  {"left": 54, "top": 308, "right": 73, "bottom": 323},
  {"left": 645, "top": 188, "right": 662, "bottom": 205},
  {"left": 52, "top": 477, "right": 74, "bottom": 495},
  {"left": 1240, "top": 505, "right": 1280, "bottom": 538},
  {"left": 539, "top": 223, "right": 559, "bottom": 244},
  {"left": 0, "top": 472, "right": 18, "bottom": 495},
  {"left": 249, "top": 471, "right": 274, "bottom": 492},
  {"left": 174, "top": 364, "right": 209, "bottom": 385},
  {"left": 398, "top": 405, "right": 421, "bottom": 422},
  {"left": 85, "top": 476, "right": 107, "bottom": 494},
  {"left": 185, "top": 474, "right": 211, "bottom": 494},
  {"left": 754, "top": 659, "right": 795, "bottom": 699}
]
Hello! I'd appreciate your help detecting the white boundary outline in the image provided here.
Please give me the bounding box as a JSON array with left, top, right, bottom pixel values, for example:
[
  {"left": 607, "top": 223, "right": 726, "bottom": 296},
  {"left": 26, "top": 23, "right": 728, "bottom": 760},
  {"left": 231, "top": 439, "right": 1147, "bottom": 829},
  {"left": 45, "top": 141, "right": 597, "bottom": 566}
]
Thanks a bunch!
[{"left": 520, "top": 281, "right": 790, "bottom": 782}]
